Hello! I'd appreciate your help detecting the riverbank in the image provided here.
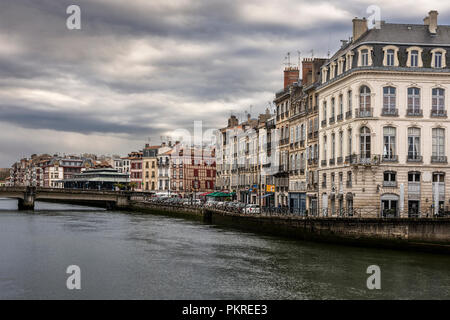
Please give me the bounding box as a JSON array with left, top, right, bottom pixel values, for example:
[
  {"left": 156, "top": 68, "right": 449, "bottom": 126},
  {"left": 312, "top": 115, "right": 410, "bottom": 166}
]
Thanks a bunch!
[{"left": 129, "top": 202, "right": 450, "bottom": 254}]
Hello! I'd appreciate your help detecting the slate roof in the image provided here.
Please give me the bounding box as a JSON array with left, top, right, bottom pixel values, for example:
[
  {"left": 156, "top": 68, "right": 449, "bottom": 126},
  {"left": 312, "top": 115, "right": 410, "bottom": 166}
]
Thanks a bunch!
[{"left": 330, "top": 22, "right": 450, "bottom": 62}]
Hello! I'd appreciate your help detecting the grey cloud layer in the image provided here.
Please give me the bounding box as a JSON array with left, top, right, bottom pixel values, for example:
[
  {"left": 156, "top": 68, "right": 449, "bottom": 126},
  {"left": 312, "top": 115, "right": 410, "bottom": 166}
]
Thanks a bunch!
[{"left": 1, "top": 0, "right": 449, "bottom": 166}]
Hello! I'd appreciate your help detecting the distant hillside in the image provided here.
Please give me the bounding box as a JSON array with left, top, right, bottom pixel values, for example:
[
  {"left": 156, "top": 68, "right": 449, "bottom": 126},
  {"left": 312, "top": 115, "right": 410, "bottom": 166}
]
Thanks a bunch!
[{"left": 0, "top": 168, "right": 9, "bottom": 181}]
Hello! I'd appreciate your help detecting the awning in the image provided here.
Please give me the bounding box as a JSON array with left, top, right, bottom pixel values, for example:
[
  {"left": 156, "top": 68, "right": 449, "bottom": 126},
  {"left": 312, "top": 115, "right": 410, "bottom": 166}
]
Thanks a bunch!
[
  {"left": 346, "top": 193, "right": 353, "bottom": 200},
  {"left": 261, "top": 193, "right": 273, "bottom": 198}
]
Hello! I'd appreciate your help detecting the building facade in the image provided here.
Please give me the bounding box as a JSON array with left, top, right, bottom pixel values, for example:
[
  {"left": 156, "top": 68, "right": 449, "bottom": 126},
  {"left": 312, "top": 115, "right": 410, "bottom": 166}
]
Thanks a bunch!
[{"left": 318, "top": 11, "right": 450, "bottom": 218}]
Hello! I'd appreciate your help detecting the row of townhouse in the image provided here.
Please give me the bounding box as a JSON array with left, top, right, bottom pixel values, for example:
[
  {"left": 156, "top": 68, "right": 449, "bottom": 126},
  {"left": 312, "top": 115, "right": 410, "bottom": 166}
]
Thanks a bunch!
[
  {"left": 111, "top": 142, "right": 216, "bottom": 196},
  {"left": 216, "top": 10, "right": 450, "bottom": 218},
  {"left": 9, "top": 154, "right": 95, "bottom": 188}
]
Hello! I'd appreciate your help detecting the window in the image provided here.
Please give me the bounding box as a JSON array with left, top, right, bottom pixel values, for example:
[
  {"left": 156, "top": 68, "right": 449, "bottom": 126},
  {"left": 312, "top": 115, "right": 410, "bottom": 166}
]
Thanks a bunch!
[
  {"left": 435, "top": 52, "right": 442, "bottom": 68},
  {"left": 386, "top": 49, "right": 395, "bottom": 66},
  {"left": 339, "top": 94, "right": 343, "bottom": 116},
  {"left": 411, "top": 50, "right": 419, "bottom": 67},
  {"left": 323, "top": 101, "right": 327, "bottom": 122},
  {"left": 432, "top": 128, "right": 445, "bottom": 162},
  {"left": 360, "top": 127, "right": 371, "bottom": 159},
  {"left": 408, "top": 128, "right": 421, "bottom": 161},
  {"left": 408, "top": 172, "right": 420, "bottom": 182},
  {"left": 407, "top": 87, "right": 421, "bottom": 115},
  {"left": 361, "top": 49, "right": 369, "bottom": 66},
  {"left": 383, "top": 171, "right": 397, "bottom": 187},
  {"left": 323, "top": 135, "right": 327, "bottom": 161},
  {"left": 348, "top": 129, "right": 352, "bottom": 156},
  {"left": 432, "top": 88, "right": 445, "bottom": 116},
  {"left": 331, "top": 133, "right": 336, "bottom": 160},
  {"left": 383, "top": 127, "right": 396, "bottom": 161},
  {"left": 359, "top": 86, "right": 371, "bottom": 116},
  {"left": 339, "top": 131, "right": 343, "bottom": 158},
  {"left": 347, "top": 90, "right": 352, "bottom": 112},
  {"left": 383, "top": 86, "right": 396, "bottom": 114},
  {"left": 331, "top": 98, "right": 335, "bottom": 118}
]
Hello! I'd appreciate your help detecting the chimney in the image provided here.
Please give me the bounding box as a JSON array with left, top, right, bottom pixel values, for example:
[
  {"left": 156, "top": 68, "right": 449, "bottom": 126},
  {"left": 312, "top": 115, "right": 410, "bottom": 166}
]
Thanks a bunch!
[
  {"left": 301, "top": 58, "right": 313, "bottom": 86},
  {"left": 425, "top": 10, "right": 438, "bottom": 34},
  {"left": 352, "top": 17, "right": 368, "bottom": 41},
  {"left": 227, "top": 115, "right": 238, "bottom": 128},
  {"left": 284, "top": 66, "right": 299, "bottom": 88}
]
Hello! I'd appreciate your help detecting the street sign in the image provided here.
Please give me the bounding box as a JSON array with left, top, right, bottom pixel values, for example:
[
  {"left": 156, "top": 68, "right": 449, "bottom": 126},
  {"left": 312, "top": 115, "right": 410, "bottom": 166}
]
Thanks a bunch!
[{"left": 266, "top": 185, "right": 275, "bottom": 193}]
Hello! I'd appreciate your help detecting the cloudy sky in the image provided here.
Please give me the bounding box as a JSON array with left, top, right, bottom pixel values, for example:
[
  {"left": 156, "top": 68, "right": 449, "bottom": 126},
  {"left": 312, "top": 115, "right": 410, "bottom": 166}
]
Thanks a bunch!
[{"left": 1, "top": 0, "right": 450, "bottom": 167}]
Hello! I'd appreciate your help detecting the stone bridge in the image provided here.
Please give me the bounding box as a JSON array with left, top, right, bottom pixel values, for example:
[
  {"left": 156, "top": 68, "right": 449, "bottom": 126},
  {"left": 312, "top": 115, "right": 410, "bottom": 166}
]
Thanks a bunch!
[{"left": 0, "top": 187, "right": 147, "bottom": 210}]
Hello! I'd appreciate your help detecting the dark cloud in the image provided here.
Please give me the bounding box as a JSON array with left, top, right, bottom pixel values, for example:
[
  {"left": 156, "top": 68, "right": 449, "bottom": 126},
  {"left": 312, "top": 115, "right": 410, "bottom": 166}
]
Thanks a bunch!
[{"left": 1, "top": 0, "right": 450, "bottom": 166}]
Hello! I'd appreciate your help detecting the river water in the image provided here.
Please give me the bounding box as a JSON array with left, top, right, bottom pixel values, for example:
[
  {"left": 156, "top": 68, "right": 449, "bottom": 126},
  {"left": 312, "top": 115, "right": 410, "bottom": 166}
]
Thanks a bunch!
[{"left": 0, "top": 198, "right": 449, "bottom": 300}]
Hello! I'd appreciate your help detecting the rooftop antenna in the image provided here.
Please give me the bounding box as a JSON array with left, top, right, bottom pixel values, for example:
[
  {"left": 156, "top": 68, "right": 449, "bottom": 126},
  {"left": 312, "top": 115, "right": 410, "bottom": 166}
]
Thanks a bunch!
[
  {"left": 310, "top": 49, "right": 314, "bottom": 59},
  {"left": 284, "top": 52, "right": 292, "bottom": 68}
]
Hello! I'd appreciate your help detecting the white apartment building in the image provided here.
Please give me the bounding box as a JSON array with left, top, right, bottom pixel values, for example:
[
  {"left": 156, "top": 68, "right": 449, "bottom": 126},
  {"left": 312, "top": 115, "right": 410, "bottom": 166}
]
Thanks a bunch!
[{"left": 318, "top": 11, "right": 450, "bottom": 218}]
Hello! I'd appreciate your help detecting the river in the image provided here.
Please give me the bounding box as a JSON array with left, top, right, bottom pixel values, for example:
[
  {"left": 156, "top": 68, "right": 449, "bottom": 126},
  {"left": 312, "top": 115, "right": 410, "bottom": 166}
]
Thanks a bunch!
[{"left": 0, "top": 198, "right": 449, "bottom": 299}]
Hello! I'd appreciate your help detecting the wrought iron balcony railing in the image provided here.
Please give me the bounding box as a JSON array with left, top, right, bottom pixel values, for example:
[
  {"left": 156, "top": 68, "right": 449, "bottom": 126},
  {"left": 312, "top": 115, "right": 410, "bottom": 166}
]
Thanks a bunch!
[
  {"left": 355, "top": 108, "right": 373, "bottom": 118},
  {"left": 431, "top": 155, "right": 447, "bottom": 163},
  {"left": 407, "top": 154, "right": 423, "bottom": 163},
  {"left": 406, "top": 109, "right": 423, "bottom": 117},
  {"left": 381, "top": 108, "right": 399, "bottom": 116},
  {"left": 431, "top": 109, "right": 447, "bottom": 117},
  {"left": 382, "top": 154, "right": 398, "bottom": 162}
]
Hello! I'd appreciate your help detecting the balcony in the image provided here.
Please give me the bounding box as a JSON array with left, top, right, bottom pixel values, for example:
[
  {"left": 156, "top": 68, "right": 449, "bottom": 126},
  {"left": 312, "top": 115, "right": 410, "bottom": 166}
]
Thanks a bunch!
[
  {"left": 321, "top": 119, "right": 327, "bottom": 127},
  {"left": 382, "top": 154, "right": 398, "bottom": 162},
  {"left": 407, "top": 154, "right": 423, "bottom": 163},
  {"left": 300, "top": 140, "right": 305, "bottom": 148},
  {"left": 381, "top": 108, "right": 398, "bottom": 117},
  {"left": 350, "top": 154, "right": 380, "bottom": 166},
  {"left": 329, "top": 116, "right": 335, "bottom": 125},
  {"left": 431, "top": 109, "right": 447, "bottom": 118},
  {"left": 406, "top": 109, "right": 423, "bottom": 117},
  {"left": 337, "top": 114, "right": 343, "bottom": 122},
  {"left": 337, "top": 157, "right": 343, "bottom": 164},
  {"left": 355, "top": 108, "right": 373, "bottom": 118},
  {"left": 346, "top": 180, "right": 352, "bottom": 188},
  {"left": 329, "top": 158, "right": 335, "bottom": 166},
  {"left": 383, "top": 181, "right": 398, "bottom": 188},
  {"left": 321, "top": 160, "right": 327, "bottom": 166},
  {"left": 308, "top": 132, "right": 313, "bottom": 140},
  {"left": 345, "top": 110, "right": 352, "bottom": 119},
  {"left": 431, "top": 155, "right": 447, "bottom": 163},
  {"left": 322, "top": 182, "right": 327, "bottom": 188}
]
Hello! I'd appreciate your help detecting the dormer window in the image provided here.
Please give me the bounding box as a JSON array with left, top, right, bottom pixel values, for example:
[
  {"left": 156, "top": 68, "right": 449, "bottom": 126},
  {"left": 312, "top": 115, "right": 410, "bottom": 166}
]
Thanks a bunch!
[
  {"left": 361, "top": 50, "right": 369, "bottom": 66},
  {"left": 321, "top": 67, "right": 328, "bottom": 84},
  {"left": 329, "top": 62, "right": 336, "bottom": 80},
  {"left": 411, "top": 51, "right": 418, "bottom": 67},
  {"left": 345, "top": 51, "right": 354, "bottom": 71},
  {"left": 382, "top": 46, "right": 399, "bottom": 67},
  {"left": 406, "top": 47, "right": 423, "bottom": 68},
  {"left": 431, "top": 48, "right": 446, "bottom": 68},
  {"left": 357, "top": 46, "right": 373, "bottom": 67},
  {"left": 386, "top": 50, "right": 394, "bottom": 66},
  {"left": 435, "top": 52, "right": 442, "bottom": 68}
]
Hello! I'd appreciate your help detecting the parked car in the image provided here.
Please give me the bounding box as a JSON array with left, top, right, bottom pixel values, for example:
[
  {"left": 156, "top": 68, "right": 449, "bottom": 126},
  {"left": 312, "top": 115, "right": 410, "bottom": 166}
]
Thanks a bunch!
[{"left": 243, "top": 204, "right": 260, "bottom": 214}]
